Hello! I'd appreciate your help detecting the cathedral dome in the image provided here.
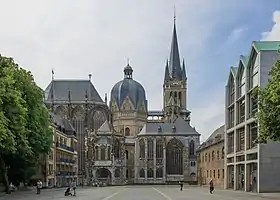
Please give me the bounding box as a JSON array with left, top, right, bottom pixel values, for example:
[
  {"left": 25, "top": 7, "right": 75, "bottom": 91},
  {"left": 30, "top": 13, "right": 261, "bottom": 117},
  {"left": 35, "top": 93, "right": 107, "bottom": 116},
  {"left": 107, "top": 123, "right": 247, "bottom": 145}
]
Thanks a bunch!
[{"left": 110, "top": 64, "right": 147, "bottom": 109}]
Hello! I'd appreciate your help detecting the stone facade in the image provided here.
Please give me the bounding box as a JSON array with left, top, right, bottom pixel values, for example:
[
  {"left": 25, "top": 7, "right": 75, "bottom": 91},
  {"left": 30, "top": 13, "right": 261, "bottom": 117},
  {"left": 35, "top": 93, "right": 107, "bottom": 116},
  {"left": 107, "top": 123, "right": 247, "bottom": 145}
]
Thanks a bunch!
[{"left": 197, "top": 125, "right": 225, "bottom": 188}]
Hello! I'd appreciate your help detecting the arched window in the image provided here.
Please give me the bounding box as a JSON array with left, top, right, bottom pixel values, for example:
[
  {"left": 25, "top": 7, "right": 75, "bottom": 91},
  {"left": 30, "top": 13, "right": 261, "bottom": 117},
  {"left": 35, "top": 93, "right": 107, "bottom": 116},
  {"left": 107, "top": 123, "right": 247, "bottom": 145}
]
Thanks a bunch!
[
  {"left": 125, "top": 127, "right": 130, "bottom": 136},
  {"left": 139, "top": 168, "right": 145, "bottom": 178},
  {"left": 156, "top": 139, "right": 163, "bottom": 158},
  {"left": 156, "top": 168, "right": 163, "bottom": 178},
  {"left": 95, "top": 146, "right": 99, "bottom": 160},
  {"left": 139, "top": 139, "right": 145, "bottom": 158},
  {"left": 189, "top": 140, "right": 195, "bottom": 156},
  {"left": 100, "top": 146, "right": 106, "bottom": 160},
  {"left": 166, "top": 138, "right": 183, "bottom": 175},
  {"left": 147, "top": 138, "right": 153, "bottom": 159},
  {"left": 113, "top": 139, "right": 121, "bottom": 159},
  {"left": 147, "top": 168, "right": 153, "bottom": 178},
  {"left": 107, "top": 146, "right": 111, "bottom": 160}
]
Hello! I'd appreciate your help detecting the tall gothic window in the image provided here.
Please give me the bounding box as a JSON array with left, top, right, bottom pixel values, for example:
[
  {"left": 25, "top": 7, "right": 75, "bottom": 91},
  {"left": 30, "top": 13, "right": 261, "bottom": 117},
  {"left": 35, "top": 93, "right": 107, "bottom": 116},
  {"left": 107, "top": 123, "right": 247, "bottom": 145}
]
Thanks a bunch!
[
  {"left": 147, "top": 138, "right": 153, "bottom": 159},
  {"left": 139, "top": 168, "right": 145, "bottom": 178},
  {"left": 125, "top": 127, "right": 130, "bottom": 136},
  {"left": 113, "top": 139, "right": 121, "bottom": 159},
  {"left": 166, "top": 138, "right": 183, "bottom": 175},
  {"left": 156, "top": 168, "right": 163, "bottom": 178},
  {"left": 107, "top": 146, "right": 111, "bottom": 160},
  {"left": 139, "top": 139, "right": 145, "bottom": 158},
  {"left": 92, "top": 110, "right": 106, "bottom": 131},
  {"left": 156, "top": 139, "right": 163, "bottom": 158},
  {"left": 100, "top": 146, "right": 106, "bottom": 160},
  {"left": 95, "top": 146, "right": 99, "bottom": 160},
  {"left": 189, "top": 140, "right": 195, "bottom": 156},
  {"left": 147, "top": 168, "right": 153, "bottom": 178}
]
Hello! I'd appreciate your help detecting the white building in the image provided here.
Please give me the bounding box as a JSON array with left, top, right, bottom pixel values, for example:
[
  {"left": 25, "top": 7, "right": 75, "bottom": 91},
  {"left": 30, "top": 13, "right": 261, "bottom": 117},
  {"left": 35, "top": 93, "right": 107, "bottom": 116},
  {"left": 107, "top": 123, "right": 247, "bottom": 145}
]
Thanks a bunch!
[{"left": 224, "top": 41, "right": 280, "bottom": 193}]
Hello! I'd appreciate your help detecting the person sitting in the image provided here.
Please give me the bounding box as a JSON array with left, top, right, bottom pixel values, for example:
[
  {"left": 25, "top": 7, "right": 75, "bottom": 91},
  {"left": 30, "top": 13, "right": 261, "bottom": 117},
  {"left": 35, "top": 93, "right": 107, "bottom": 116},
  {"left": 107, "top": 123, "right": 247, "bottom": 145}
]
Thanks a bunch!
[{"left": 64, "top": 187, "right": 72, "bottom": 196}]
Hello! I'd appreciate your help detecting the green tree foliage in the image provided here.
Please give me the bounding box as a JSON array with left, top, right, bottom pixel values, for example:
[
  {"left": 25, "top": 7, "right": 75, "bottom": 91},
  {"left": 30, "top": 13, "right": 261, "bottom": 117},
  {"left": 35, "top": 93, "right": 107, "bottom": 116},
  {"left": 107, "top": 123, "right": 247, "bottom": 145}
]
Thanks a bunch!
[
  {"left": 0, "top": 55, "right": 53, "bottom": 193},
  {"left": 256, "top": 60, "right": 280, "bottom": 142}
]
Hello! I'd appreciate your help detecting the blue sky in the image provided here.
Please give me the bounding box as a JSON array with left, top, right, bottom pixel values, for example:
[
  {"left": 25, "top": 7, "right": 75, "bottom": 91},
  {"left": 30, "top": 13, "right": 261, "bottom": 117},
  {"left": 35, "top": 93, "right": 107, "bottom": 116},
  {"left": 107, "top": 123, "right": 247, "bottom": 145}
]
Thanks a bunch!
[{"left": 0, "top": 0, "right": 280, "bottom": 141}]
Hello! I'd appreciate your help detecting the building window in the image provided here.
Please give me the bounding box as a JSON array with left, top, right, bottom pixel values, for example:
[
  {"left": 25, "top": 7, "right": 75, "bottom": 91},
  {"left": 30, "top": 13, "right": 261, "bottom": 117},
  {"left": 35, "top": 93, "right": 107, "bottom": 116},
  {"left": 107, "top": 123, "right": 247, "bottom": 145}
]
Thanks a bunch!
[
  {"left": 139, "top": 139, "right": 145, "bottom": 158},
  {"left": 218, "top": 169, "right": 220, "bottom": 179},
  {"left": 147, "top": 138, "right": 154, "bottom": 159},
  {"left": 205, "top": 153, "right": 207, "bottom": 162},
  {"left": 207, "top": 170, "right": 208, "bottom": 178},
  {"left": 125, "top": 150, "right": 128, "bottom": 160},
  {"left": 147, "top": 168, "right": 153, "bottom": 178},
  {"left": 222, "top": 169, "right": 224, "bottom": 178},
  {"left": 190, "top": 161, "right": 196, "bottom": 167},
  {"left": 228, "top": 74, "right": 235, "bottom": 105},
  {"left": 107, "top": 146, "right": 111, "bottom": 160},
  {"left": 237, "top": 98, "right": 245, "bottom": 124},
  {"left": 125, "top": 127, "right": 130, "bottom": 136},
  {"left": 212, "top": 151, "right": 215, "bottom": 161},
  {"left": 248, "top": 122, "right": 258, "bottom": 149},
  {"left": 222, "top": 147, "right": 224, "bottom": 159},
  {"left": 139, "top": 168, "right": 145, "bottom": 178},
  {"left": 249, "top": 93, "right": 258, "bottom": 118},
  {"left": 213, "top": 170, "right": 215, "bottom": 178},
  {"left": 156, "top": 168, "right": 163, "bottom": 178},
  {"left": 166, "top": 138, "right": 183, "bottom": 175},
  {"left": 228, "top": 106, "right": 235, "bottom": 129},
  {"left": 217, "top": 150, "right": 220, "bottom": 160},
  {"left": 227, "top": 132, "right": 234, "bottom": 154},
  {"left": 237, "top": 66, "right": 246, "bottom": 97},
  {"left": 189, "top": 140, "right": 195, "bottom": 156},
  {"left": 113, "top": 139, "right": 121, "bottom": 158},
  {"left": 100, "top": 146, "right": 106, "bottom": 160},
  {"left": 156, "top": 139, "right": 163, "bottom": 158},
  {"left": 237, "top": 127, "right": 245, "bottom": 152},
  {"left": 210, "top": 170, "right": 212, "bottom": 178}
]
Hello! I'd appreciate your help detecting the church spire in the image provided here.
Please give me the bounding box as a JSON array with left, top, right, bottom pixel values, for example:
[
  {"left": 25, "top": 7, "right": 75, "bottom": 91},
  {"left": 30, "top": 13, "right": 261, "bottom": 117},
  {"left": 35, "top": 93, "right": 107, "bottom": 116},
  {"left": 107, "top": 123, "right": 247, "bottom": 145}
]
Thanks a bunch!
[
  {"left": 182, "top": 59, "right": 186, "bottom": 81},
  {"left": 164, "top": 59, "right": 170, "bottom": 83},
  {"left": 169, "top": 11, "right": 182, "bottom": 80}
]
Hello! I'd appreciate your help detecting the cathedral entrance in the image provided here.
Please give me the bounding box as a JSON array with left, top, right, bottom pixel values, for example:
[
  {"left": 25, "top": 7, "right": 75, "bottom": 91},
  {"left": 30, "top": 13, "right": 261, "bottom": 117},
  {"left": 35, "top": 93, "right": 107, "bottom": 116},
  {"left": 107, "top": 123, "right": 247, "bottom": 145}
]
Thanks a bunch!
[
  {"left": 166, "top": 138, "right": 183, "bottom": 175},
  {"left": 96, "top": 168, "right": 111, "bottom": 184}
]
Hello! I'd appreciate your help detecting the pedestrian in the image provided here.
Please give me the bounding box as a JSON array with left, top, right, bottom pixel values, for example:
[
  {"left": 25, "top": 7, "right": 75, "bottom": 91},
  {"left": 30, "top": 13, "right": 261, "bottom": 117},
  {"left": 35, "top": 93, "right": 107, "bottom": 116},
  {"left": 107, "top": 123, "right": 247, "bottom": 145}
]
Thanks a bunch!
[
  {"left": 72, "top": 181, "right": 77, "bottom": 196},
  {"left": 209, "top": 179, "right": 214, "bottom": 194},
  {"left": 36, "top": 180, "right": 42, "bottom": 194},
  {"left": 179, "top": 181, "right": 183, "bottom": 191}
]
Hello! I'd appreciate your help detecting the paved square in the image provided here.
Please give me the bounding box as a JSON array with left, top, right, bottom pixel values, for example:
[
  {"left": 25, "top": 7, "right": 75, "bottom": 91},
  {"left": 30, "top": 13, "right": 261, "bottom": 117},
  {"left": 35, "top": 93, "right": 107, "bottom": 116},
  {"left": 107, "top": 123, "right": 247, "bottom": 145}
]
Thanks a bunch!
[{"left": 1, "top": 185, "right": 279, "bottom": 200}]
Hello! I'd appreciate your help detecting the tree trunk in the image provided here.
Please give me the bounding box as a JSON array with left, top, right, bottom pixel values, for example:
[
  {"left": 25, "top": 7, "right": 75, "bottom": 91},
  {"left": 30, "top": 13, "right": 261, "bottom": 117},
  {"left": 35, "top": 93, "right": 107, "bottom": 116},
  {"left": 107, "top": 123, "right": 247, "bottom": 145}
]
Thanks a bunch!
[{"left": 0, "top": 156, "right": 10, "bottom": 194}]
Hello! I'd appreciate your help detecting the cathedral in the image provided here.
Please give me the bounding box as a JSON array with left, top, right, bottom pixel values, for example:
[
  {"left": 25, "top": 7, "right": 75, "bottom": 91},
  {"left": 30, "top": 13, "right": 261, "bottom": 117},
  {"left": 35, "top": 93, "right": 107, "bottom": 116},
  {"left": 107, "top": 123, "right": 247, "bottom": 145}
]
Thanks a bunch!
[{"left": 44, "top": 18, "right": 200, "bottom": 185}]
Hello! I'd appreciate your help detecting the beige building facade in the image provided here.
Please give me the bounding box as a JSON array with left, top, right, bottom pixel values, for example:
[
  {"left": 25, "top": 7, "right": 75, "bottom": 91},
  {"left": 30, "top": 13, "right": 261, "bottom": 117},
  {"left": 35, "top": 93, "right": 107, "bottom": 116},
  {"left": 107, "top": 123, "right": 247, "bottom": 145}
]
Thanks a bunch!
[{"left": 197, "top": 126, "right": 225, "bottom": 188}]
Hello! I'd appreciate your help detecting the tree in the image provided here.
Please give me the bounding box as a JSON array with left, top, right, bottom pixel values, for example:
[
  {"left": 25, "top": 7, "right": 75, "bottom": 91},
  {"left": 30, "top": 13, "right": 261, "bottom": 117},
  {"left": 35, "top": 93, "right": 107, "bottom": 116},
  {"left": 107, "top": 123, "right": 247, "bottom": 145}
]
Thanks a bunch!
[
  {"left": 0, "top": 55, "right": 53, "bottom": 193},
  {"left": 256, "top": 60, "right": 280, "bottom": 142}
]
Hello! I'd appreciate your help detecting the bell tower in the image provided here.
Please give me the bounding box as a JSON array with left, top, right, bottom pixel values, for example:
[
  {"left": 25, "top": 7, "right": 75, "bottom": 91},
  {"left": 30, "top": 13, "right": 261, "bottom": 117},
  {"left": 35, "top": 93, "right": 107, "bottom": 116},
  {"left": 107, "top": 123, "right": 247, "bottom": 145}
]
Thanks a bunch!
[{"left": 163, "top": 15, "right": 187, "bottom": 120}]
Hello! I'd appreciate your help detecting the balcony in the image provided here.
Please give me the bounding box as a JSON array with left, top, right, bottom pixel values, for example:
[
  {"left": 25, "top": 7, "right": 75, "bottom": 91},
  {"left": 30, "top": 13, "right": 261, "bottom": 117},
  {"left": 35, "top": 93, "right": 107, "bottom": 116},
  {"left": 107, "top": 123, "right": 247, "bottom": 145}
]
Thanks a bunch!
[
  {"left": 56, "top": 158, "right": 76, "bottom": 164},
  {"left": 56, "top": 143, "right": 74, "bottom": 152},
  {"left": 56, "top": 171, "right": 77, "bottom": 177}
]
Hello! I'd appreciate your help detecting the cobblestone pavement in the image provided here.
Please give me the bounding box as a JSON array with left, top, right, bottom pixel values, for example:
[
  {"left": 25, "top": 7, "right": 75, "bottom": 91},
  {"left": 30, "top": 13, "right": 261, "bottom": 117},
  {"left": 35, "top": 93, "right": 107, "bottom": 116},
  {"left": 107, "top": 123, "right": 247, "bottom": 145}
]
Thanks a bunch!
[{"left": 1, "top": 185, "right": 280, "bottom": 200}]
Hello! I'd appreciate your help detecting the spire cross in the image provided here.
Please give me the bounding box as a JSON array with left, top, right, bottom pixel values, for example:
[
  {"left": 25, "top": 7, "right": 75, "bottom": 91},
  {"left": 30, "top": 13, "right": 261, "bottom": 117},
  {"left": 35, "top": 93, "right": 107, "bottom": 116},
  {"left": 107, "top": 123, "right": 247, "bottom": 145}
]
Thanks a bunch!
[{"left": 174, "top": 5, "right": 176, "bottom": 23}]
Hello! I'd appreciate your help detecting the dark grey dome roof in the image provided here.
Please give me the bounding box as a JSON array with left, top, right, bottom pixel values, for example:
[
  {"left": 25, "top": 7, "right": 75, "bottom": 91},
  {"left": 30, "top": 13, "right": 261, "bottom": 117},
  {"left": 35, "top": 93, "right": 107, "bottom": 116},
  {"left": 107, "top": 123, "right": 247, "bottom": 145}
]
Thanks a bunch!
[{"left": 110, "top": 64, "right": 147, "bottom": 109}]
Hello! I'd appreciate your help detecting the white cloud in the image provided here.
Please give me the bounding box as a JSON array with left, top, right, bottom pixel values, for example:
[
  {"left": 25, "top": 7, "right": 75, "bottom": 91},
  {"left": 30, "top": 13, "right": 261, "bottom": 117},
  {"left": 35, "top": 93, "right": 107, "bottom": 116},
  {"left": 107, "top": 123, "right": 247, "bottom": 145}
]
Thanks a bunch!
[
  {"left": 226, "top": 27, "right": 247, "bottom": 44},
  {"left": 0, "top": 0, "right": 249, "bottom": 140},
  {"left": 262, "top": 10, "right": 280, "bottom": 40}
]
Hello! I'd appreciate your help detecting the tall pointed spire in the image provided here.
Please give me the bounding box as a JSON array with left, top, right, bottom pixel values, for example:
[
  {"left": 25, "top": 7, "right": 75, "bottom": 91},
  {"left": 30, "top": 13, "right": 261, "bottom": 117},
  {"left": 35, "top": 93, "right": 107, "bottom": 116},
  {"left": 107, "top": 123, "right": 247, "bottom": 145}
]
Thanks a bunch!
[
  {"left": 164, "top": 59, "right": 170, "bottom": 83},
  {"left": 169, "top": 10, "right": 182, "bottom": 80}
]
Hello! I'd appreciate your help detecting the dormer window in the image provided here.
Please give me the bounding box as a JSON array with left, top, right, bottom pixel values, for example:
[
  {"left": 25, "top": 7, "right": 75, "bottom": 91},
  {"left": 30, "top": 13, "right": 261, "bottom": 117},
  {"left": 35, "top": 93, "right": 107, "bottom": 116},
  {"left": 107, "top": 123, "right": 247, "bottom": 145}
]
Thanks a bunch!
[
  {"left": 157, "top": 126, "right": 162, "bottom": 133},
  {"left": 172, "top": 125, "right": 176, "bottom": 133}
]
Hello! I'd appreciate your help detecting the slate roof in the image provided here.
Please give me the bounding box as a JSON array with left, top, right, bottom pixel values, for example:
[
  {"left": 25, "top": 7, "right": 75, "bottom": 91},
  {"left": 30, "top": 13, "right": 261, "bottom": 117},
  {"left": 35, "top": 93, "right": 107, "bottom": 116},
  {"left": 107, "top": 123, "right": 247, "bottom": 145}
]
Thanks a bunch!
[
  {"left": 197, "top": 125, "right": 224, "bottom": 151},
  {"left": 44, "top": 79, "right": 104, "bottom": 104},
  {"left": 51, "top": 113, "right": 76, "bottom": 136},
  {"left": 138, "top": 117, "right": 200, "bottom": 136}
]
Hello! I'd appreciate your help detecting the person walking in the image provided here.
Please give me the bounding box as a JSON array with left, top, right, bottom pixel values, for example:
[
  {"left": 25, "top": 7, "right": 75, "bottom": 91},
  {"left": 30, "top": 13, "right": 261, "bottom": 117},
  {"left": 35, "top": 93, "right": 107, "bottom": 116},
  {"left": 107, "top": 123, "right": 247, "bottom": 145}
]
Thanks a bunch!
[
  {"left": 179, "top": 181, "right": 183, "bottom": 191},
  {"left": 72, "top": 181, "right": 77, "bottom": 196},
  {"left": 36, "top": 180, "right": 42, "bottom": 194},
  {"left": 209, "top": 179, "right": 214, "bottom": 194}
]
